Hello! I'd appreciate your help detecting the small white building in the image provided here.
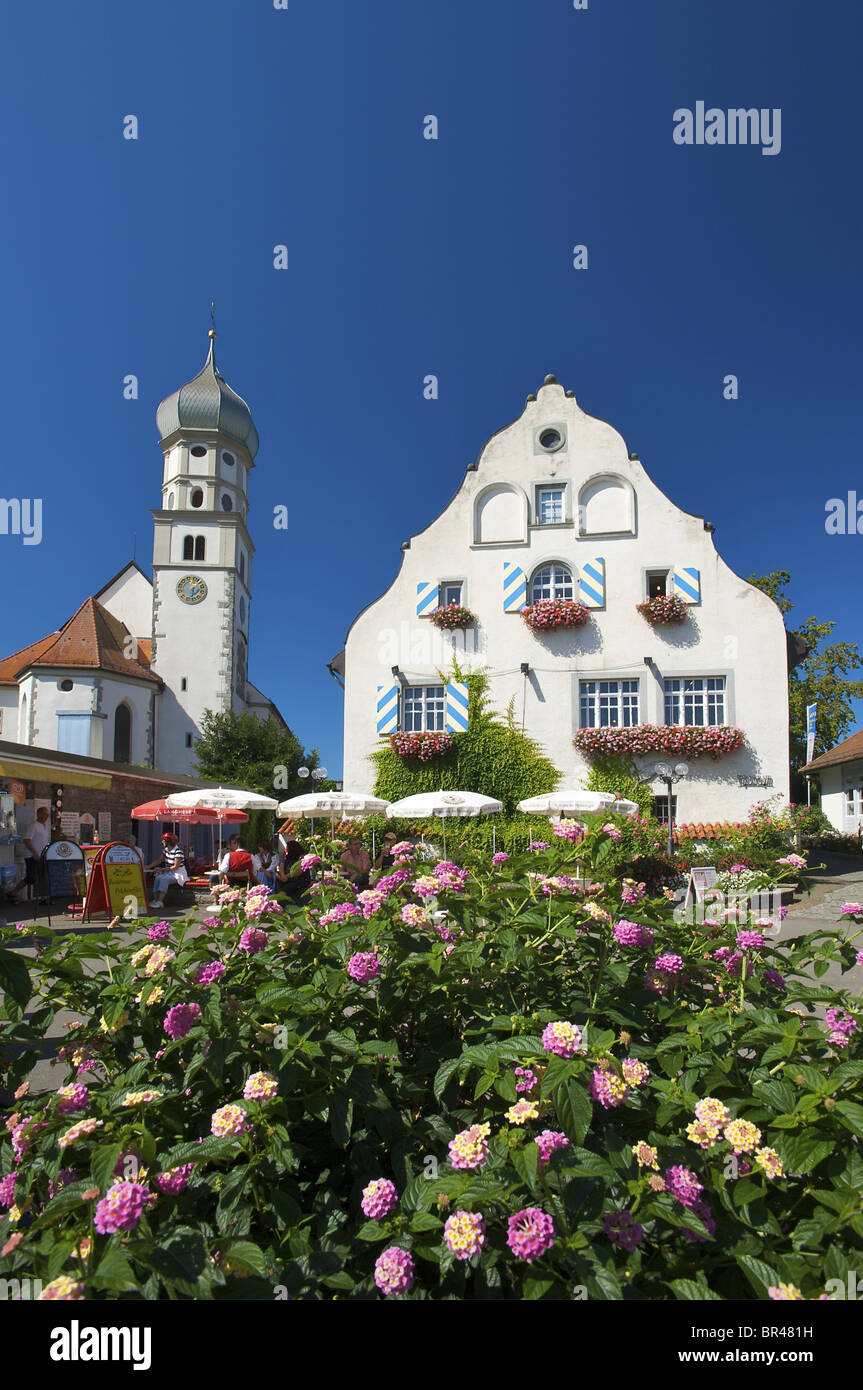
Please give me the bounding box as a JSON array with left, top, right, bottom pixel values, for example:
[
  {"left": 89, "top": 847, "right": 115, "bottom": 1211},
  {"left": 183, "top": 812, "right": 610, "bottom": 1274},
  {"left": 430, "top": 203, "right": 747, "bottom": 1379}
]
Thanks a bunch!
[
  {"left": 335, "top": 374, "right": 791, "bottom": 822},
  {"left": 801, "top": 730, "right": 863, "bottom": 835}
]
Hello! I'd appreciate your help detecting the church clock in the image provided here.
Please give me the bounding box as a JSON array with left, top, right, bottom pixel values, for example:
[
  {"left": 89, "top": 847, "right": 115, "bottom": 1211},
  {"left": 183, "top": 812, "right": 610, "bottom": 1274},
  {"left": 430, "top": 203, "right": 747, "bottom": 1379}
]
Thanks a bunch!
[{"left": 176, "top": 574, "right": 208, "bottom": 604}]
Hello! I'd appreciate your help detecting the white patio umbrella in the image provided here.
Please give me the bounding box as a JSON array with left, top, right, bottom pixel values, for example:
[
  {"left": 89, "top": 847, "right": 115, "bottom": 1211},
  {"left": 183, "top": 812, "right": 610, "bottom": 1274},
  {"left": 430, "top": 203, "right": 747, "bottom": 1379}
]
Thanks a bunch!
[
  {"left": 385, "top": 790, "right": 503, "bottom": 857},
  {"left": 276, "top": 791, "right": 390, "bottom": 820},
  {"left": 517, "top": 791, "right": 618, "bottom": 815},
  {"left": 165, "top": 787, "right": 279, "bottom": 859}
]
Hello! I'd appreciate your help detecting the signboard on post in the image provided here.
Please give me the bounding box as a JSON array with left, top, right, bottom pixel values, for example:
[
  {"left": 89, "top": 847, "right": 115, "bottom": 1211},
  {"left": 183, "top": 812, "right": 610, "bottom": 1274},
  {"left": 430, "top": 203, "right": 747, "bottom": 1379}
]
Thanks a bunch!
[
  {"left": 84, "top": 843, "right": 148, "bottom": 921},
  {"left": 98, "top": 811, "right": 112, "bottom": 840},
  {"left": 682, "top": 865, "right": 720, "bottom": 921},
  {"left": 42, "top": 840, "right": 86, "bottom": 922},
  {"left": 806, "top": 703, "right": 817, "bottom": 765}
]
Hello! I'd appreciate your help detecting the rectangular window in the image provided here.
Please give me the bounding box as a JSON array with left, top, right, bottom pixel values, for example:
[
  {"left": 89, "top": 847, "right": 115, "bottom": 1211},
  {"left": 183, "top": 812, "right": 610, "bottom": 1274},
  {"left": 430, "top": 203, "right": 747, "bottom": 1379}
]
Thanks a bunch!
[
  {"left": 180, "top": 678, "right": 187, "bottom": 692},
  {"left": 536, "top": 486, "right": 565, "bottom": 525},
  {"left": 653, "top": 794, "right": 677, "bottom": 825},
  {"left": 579, "top": 679, "right": 640, "bottom": 729},
  {"left": 664, "top": 677, "right": 726, "bottom": 727},
  {"left": 56, "top": 714, "right": 91, "bottom": 756},
  {"left": 403, "top": 685, "right": 445, "bottom": 732},
  {"left": 439, "top": 581, "right": 463, "bottom": 608},
  {"left": 185, "top": 733, "right": 193, "bottom": 748},
  {"left": 646, "top": 570, "right": 669, "bottom": 599}
]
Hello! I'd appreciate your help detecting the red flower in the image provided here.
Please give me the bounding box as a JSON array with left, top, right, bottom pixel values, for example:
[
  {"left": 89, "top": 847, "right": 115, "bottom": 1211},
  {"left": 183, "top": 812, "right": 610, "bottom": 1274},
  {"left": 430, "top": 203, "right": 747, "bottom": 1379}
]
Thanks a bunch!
[
  {"left": 522, "top": 600, "right": 589, "bottom": 633},
  {"left": 389, "top": 731, "right": 455, "bottom": 762}
]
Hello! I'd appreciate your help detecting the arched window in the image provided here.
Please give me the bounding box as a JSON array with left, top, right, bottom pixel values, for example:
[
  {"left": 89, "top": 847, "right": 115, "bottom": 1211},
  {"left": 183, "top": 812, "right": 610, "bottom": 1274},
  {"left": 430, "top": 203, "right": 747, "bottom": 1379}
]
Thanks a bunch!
[
  {"left": 194, "top": 536, "right": 205, "bottom": 561},
  {"left": 530, "top": 563, "right": 574, "bottom": 603},
  {"left": 190, "top": 488, "right": 204, "bottom": 508},
  {"left": 239, "top": 551, "right": 245, "bottom": 580},
  {"left": 113, "top": 703, "right": 132, "bottom": 763},
  {"left": 183, "top": 535, "right": 194, "bottom": 561}
]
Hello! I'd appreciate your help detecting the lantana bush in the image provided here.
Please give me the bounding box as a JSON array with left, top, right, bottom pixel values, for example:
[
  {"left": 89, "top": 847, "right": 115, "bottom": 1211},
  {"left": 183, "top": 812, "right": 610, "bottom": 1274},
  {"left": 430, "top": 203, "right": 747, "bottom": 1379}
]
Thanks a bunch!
[{"left": 0, "top": 832, "right": 861, "bottom": 1301}]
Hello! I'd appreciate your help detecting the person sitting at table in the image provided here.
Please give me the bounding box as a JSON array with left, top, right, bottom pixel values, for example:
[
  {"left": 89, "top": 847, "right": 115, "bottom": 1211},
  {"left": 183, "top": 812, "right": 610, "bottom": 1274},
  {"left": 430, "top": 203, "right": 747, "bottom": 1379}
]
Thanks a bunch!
[
  {"left": 218, "top": 835, "right": 256, "bottom": 887},
  {"left": 253, "top": 839, "right": 278, "bottom": 890},
  {"left": 373, "top": 832, "right": 398, "bottom": 875},
  {"left": 146, "top": 832, "right": 189, "bottom": 908},
  {"left": 275, "top": 841, "right": 313, "bottom": 903},
  {"left": 339, "top": 835, "right": 371, "bottom": 889}
]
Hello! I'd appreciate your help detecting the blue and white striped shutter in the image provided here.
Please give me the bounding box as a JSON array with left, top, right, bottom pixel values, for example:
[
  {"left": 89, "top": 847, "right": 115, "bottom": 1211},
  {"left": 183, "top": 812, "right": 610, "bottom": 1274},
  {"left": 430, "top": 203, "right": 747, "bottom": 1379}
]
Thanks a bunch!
[
  {"left": 416, "top": 581, "right": 438, "bottom": 618},
  {"left": 673, "top": 566, "right": 701, "bottom": 604},
  {"left": 444, "top": 680, "right": 469, "bottom": 733},
  {"left": 376, "top": 683, "right": 400, "bottom": 736},
  {"left": 578, "top": 556, "right": 606, "bottom": 609},
  {"left": 503, "top": 561, "right": 527, "bottom": 612}
]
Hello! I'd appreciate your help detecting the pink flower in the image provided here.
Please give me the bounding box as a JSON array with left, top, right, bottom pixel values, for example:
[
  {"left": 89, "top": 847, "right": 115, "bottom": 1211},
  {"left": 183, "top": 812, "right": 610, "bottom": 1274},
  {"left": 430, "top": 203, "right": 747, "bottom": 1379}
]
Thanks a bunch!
[
  {"left": 492, "top": 851, "right": 510, "bottom": 865},
  {"left": 147, "top": 920, "right": 171, "bottom": 941},
  {"left": 444, "top": 1210, "right": 486, "bottom": 1260},
  {"left": 535, "top": 1130, "right": 570, "bottom": 1164},
  {"left": 37, "top": 1276, "right": 86, "bottom": 1301},
  {"left": 164, "top": 1002, "right": 202, "bottom": 1040},
  {"left": 622, "top": 1058, "right": 650, "bottom": 1087},
  {"left": 154, "top": 1164, "right": 195, "bottom": 1195},
  {"left": 681, "top": 1198, "right": 716, "bottom": 1243},
  {"left": 211, "top": 1104, "right": 248, "bottom": 1138},
  {"left": 56, "top": 1084, "right": 90, "bottom": 1116},
  {"left": 840, "top": 903, "right": 862, "bottom": 916},
  {"left": 654, "top": 953, "right": 684, "bottom": 975},
  {"left": 238, "top": 927, "right": 268, "bottom": 955},
  {"left": 506, "top": 1207, "right": 555, "bottom": 1261},
  {"left": 602, "top": 1210, "right": 643, "bottom": 1252},
  {"left": 736, "top": 931, "right": 765, "bottom": 951},
  {"left": 601, "top": 823, "right": 623, "bottom": 842},
  {"left": 93, "top": 1181, "right": 151, "bottom": 1234},
  {"left": 613, "top": 920, "right": 654, "bottom": 948},
  {"left": 762, "top": 968, "right": 786, "bottom": 991},
  {"left": 347, "top": 952, "right": 380, "bottom": 983},
  {"left": 448, "top": 1123, "right": 490, "bottom": 1170},
  {"left": 589, "top": 1069, "right": 630, "bottom": 1108},
  {"left": 514, "top": 1066, "right": 538, "bottom": 1094},
  {"left": 374, "top": 1246, "right": 415, "bottom": 1296},
  {"left": 361, "top": 1178, "right": 399, "bottom": 1220},
  {"left": 243, "top": 1071, "right": 278, "bottom": 1101},
  {"left": 0, "top": 1171, "right": 17, "bottom": 1207},
  {"left": 541, "top": 1020, "right": 586, "bottom": 1058},
  {"left": 664, "top": 1165, "right": 703, "bottom": 1208},
  {"left": 195, "top": 960, "right": 226, "bottom": 986},
  {"left": 300, "top": 854, "right": 322, "bottom": 872}
]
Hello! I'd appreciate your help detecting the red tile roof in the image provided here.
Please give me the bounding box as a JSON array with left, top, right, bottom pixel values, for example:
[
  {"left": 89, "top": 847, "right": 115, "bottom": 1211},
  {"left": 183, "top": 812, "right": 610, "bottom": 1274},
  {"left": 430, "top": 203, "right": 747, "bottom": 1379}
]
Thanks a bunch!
[
  {"left": 0, "top": 597, "right": 160, "bottom": 686},
  {"left": 801, "top": 728, "right": 863, "bottom": 774}
]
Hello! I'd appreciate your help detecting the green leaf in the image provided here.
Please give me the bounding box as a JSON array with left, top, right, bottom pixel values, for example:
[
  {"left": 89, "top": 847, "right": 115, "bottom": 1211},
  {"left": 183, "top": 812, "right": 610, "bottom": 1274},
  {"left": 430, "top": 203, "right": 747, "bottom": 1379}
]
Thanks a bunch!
[
  {"left": 522, "top": 1276, "right": 555, "bottom": 1299},
  {"left": 356, "top": 1220, "right": 391, "bottom": 1242},
  {"left": 220, "top": 1240, "right": 269, "bottom": 1278},
  {"left": 669, "top": 1278, "right": 723, "bottom": 1301},
  {"left": 510, "top": 1141, "right": 539, "bottom": 1191},
  {"left": 92, "top": 1243, "right": 141, "bottom": 1293},
  {"left": 322, "top": 1270, "right": 356, "bottom": 1291},
  {"left": 433, "top": 1056, "right": 461, "bottom": 1101},
  {"left": 735, "top": 1254, "right": 777, "bottom": 1298},
  {"left": 329, "top": 1091, "right": 353, "bottom": 1147},
  {"left": 91, "top": 1143, "right": 123, "bottom": 1193},
  {"left": 772, "top": 1132, "right": 835, "bottom": 1176},
  {"left": 142, "top": 1229, "right": 209, "bottom": 1289},
  {"left": 556, "top": 1080, "right": 592, "bottom": 1145},
  {"left": 836, "top": 1101, "right": 863, "bottom": 1139},
  {"left": 410, "top": 1211, "right": 444, "bottom": 1232},
  {"left": 0, "top": 948, "right": 31, "bottom": 1007}
]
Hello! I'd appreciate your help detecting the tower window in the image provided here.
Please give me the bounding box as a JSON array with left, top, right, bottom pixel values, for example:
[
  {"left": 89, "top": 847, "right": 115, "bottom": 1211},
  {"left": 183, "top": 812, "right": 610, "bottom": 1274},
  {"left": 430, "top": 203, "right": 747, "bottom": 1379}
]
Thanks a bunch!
[
  {"left": 190, "top": 488, "right": 204, "bottom": 508},
  {"left": 190, "top": 445, "right": 207, "bottom": 458},
  {"left": 183, "top": 535, "right": 194, "bottom": 560},
  {"left": 185, "top": 733, "right": 193, "bottom": 748},
  {"left": 221, "top": 493, "right": 233, "bottom": 512},
  {"left": 113, "top": 703, "right": 132, "bottom": 763},
  {"left": 194, "top": 536, "right": 205, "bottom": 561},
  {"left": 58, "top": 678, "right": 74, "bottom": 692},
  {"left": 239, "top": 552, "right": 245, "bottom": 580},
  {"left": 180, "top": 678, "right": 187, "bottom": 692},
  {"left": 167, "top": 492, "right": 175, "bottom": 510},
  {"left": 222, "top": 451, "right": 235, "bottom": 466}
]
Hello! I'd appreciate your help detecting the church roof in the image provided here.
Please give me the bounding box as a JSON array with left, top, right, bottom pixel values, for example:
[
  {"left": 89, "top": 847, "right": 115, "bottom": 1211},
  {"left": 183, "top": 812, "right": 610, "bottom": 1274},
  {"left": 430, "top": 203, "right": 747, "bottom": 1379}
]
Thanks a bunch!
[
  {"left": 156, "top": 336, "right": 259, "bottom": 458},
  {"left": 0, "top": 597, "right": 161, "bottom": 686}
]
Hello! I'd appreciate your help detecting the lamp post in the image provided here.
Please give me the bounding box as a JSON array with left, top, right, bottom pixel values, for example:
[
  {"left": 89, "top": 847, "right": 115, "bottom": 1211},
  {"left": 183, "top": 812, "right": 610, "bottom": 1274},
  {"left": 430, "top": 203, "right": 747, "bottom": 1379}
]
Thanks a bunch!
[
  {"left": 297, "top": 765, "right": 328, "bottom": 834},
  {"left": 653, "top": 762, "right": 688, "bottom": 858}
]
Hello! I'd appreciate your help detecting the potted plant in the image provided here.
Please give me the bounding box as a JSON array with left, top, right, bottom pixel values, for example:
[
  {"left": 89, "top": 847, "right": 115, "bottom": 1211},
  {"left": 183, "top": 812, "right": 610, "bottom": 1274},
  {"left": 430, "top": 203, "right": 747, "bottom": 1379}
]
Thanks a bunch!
[
  {"left": 636, "top": 594, "right": 688, "bottom": 625},
  {"left": 429, "top": 603, "right": 476, "bottom": 631},
  {"left": 388, "top": 731, "right": 455, "bottom": 762},
  {"left": 522, "top": 598, "right": 589, "bottom": 633}
]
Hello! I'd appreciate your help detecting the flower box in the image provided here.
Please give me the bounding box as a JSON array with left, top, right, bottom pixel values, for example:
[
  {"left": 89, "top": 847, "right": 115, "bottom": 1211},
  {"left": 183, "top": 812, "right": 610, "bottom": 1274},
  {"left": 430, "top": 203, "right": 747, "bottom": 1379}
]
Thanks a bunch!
[
  {"left": 521, "top": 599, "right": 589, "bottom": 633},
  {"left": 429, "top": 604, "right": 476, "bottom": 631},
  {"left": 573, "top": 724, "right": 746, "bottom": 762},
  {"left": 389, "top": 731, "right": 454, "bottom": 762},
  {"left": 636, "top": 595, "right": 688, "bottom": 626}
]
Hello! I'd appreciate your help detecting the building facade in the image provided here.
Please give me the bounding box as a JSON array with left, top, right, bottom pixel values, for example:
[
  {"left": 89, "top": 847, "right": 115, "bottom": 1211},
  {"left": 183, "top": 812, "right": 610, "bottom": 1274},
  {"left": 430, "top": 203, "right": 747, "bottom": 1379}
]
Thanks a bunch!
[
  {"left": 338, "top": 374, "right": 790, "bottom": 821},
  {"left": 0, "top": 333, "right": 283, "bottom": 777},
  {"left": 801, "top": 729, "right": 863, "bottom": 835}
]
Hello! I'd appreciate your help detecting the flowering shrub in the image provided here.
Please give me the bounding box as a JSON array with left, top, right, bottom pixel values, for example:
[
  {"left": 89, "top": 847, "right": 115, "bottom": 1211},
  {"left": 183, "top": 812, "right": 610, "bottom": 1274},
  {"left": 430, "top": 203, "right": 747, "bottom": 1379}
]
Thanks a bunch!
[
  {"left": 428, "top": 604, "right": 476, "bottom": 631},
  {"left": 0, "top": 840, "right": 860, "bottom": 1302},
  {"left": 388, "top": 731, "right": 455, "bottom": 762},
  {"left": 521, "top": 599, "right": 589, "bottom": 633},
  {"left": 636, "top": 594, "right": 688, "bottom": 626},
  {"left": 574, "top": 724, "right": 745, "bottom": 761}
]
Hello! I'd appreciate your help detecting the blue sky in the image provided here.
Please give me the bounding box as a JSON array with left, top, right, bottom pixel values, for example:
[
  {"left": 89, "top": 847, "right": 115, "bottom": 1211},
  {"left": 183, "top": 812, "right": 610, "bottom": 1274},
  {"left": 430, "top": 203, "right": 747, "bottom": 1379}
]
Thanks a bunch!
[{"left": 1, "top": 0, "right": 860, "bottom": 777}]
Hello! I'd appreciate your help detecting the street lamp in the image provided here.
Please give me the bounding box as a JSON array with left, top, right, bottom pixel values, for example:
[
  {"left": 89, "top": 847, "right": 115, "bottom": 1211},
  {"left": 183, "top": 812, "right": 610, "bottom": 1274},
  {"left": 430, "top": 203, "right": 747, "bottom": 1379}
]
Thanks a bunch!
[
  {"left": 297, "top": 765, "right": 328, "bottom": 789},
  {"left": 653, "top": 762, "right": 688, "bottom": 858}
]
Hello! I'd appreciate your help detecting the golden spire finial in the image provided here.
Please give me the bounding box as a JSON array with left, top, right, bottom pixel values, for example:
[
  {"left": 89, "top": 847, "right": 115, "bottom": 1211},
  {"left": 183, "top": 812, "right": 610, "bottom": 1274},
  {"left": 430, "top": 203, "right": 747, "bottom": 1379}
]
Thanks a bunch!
[{"left": 208, "top": 300, "right": 217, "bottom": 340}]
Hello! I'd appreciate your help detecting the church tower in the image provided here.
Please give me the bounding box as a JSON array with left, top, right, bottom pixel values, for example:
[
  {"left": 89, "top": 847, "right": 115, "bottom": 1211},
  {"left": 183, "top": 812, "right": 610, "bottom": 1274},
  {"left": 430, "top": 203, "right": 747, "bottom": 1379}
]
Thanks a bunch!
[{"left": 151, "top": 328, "right": 258, "bottom": 773}]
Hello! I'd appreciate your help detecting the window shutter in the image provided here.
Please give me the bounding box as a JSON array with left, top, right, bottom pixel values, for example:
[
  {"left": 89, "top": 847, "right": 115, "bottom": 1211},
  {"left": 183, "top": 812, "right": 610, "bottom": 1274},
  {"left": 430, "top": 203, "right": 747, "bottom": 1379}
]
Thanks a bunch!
[
  {"left": 376, "top": 683, "right": 399, "bottom": 736},
  {"left": 503, "top": 561, "right": 527, "bottom": 611},
  {"left": 673, "top": 566, "right": 701, "bottom": 604},
  {"left": 444, "top": 680, "right": 469, "bottom": 732},
  {"left": 416, "top": 581, "right": 438, "bottom": 617},
  {"left": 578, "top": 556, "right": 605, "bottom": 608}
]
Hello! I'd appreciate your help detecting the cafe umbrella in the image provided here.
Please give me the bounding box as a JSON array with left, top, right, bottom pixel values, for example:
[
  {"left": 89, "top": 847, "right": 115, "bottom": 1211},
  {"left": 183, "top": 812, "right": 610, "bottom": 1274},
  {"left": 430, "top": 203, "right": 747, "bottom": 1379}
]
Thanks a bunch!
[
  {"left": 384, "top": 789, "right": 503, "bottom": 858},
  {"left": 164, "top": 787, "right": 278, "bottom": 859}
]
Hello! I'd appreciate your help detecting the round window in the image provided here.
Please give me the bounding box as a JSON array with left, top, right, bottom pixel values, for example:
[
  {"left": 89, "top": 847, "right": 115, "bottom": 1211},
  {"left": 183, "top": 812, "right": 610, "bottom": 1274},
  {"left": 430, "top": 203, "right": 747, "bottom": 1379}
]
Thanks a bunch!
[
  {"left": 166, "top": 492, "right": 175, "bottom": 510},
  {"left": 58, "top": 679, "right": 73, "bottom": 692},
  {"left": 190, "top": 488, "right": 204, "bottom": 508},
  {"left": 539, "top": 428, "right": 562, "bottom": 451},
  {"left": 190, "top": 445, "right": 207, "bottom": 458},
  {"left": 221, "top": 493, "right": 233, "bottom": 512},
  {"left": 222, "top": 451, "right": 235, "bottom": 467}
]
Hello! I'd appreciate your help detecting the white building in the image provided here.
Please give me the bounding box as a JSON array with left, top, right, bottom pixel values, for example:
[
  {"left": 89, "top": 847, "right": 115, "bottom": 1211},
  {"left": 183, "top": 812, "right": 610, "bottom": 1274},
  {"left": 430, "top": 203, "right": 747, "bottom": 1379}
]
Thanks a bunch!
[
  {"left": 0, "top": 332, "right": 284, "bottom": 775},
  {"left": 335, "top": 374, "right": 791, "bottom": 822},
  {"left": 801, "top": 730, "right": 863, "bottom": 835}
]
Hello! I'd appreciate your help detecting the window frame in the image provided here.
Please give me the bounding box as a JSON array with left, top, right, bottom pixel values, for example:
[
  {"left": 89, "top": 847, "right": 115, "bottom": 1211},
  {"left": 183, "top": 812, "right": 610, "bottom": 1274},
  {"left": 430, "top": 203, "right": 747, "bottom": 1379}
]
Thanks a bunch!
[
  {"left": 529, "top": 561, "right": 575, "bottom": 603},
  {"left": 645, "top": 568, "right": 670, "bottom": 599},
  {"left": 578, "top": 678, "right": 641, "bottom": 730},
  {"left": 663, "top": 676, "right": 727, "bottom": 727},
  {"left": 402, "top": 684, "right": 446, "bottom": 733},
  {"left": 438, "top": 580, "right": 464, "bottom": 608},
  {"left": 534, "top": 483, "right": 567, "bottom": 527}
]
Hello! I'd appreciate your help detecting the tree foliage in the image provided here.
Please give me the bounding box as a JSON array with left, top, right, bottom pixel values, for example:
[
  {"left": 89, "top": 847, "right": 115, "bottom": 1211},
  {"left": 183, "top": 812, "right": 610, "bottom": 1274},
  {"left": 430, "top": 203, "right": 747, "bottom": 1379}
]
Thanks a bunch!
[
  {"left": 371, "top": 670, "right": 559, "bottom": 816},
  {"left": 193, "top": 709, "right": 319, "bottom": 800},
  {"left": 748, "top": 571, "right": 863, "bottom": 787}
]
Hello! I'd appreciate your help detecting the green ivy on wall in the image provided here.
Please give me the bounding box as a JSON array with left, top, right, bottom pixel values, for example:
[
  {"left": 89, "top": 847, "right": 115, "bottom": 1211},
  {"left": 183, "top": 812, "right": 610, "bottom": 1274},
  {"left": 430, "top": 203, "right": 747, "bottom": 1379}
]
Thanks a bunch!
[
  {"left": 583, "top": 755, "right": 655, "bottom": 818},
  {"left": 371, "top": 669, "right": 559, "bottom": 817}
]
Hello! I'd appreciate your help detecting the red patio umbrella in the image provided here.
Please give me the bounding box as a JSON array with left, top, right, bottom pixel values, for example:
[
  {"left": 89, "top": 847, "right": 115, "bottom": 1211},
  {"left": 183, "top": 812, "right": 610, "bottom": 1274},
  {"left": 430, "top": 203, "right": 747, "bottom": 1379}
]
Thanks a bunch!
[{"left": 130, "top": 798, "right": 248, "bottom": 824}]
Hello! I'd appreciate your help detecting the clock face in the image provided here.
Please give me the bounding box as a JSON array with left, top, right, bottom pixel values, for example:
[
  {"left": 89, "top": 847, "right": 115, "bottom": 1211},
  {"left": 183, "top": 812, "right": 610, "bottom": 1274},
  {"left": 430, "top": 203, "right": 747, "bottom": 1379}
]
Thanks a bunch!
[{"left": 176, "top": 574, "right": 208, "bottom": 605}]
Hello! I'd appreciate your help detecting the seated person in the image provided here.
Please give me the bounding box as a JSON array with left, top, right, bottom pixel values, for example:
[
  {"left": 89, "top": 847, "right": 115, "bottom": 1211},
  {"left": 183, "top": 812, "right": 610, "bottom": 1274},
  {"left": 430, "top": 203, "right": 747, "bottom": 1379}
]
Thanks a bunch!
[
  {"left": 339, "top": 835, "right": 371, "bottom": 890},
  {"left": 218, "top": 835, "right": 256, "bottom": 886},
  {"left": 275, "top": 841, "right": 313, "bottom": 903},
  {"left": 373, "top": 832, "right": 398, "bottom": 875},
  {"left": 146, "top": 832, "right": 189, "bottom": 908},
  {"left": 253, "top": 839, "right": 278, "bottom": 890}
]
